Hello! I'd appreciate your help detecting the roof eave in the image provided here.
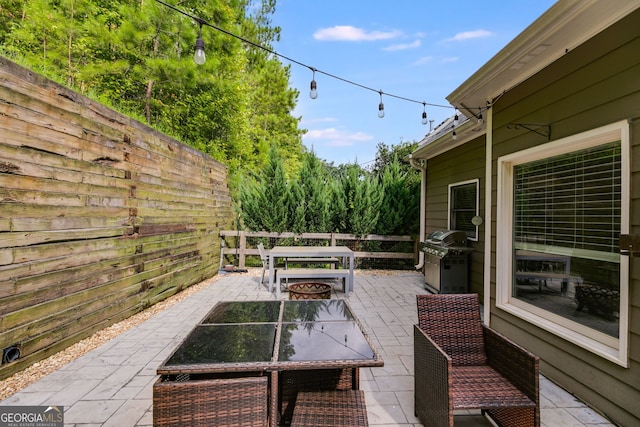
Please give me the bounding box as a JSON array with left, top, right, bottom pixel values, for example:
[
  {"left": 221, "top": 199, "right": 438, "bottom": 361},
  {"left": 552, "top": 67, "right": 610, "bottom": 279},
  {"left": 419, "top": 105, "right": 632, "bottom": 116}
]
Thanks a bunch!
[
  {"left": 413, "top": 119, "right": 485, "bottom": 160},
  {"left": 447, "top": 0, "right": 640, "bottom": 117}
]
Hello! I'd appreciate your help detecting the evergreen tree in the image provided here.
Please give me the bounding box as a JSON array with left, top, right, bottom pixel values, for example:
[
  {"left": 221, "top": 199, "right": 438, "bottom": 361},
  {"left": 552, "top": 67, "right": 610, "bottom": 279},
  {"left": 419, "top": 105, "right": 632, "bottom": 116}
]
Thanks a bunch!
[
  {"left": 289, "top": 151, "right": 331, "bottom": 233},
  {"left": 327, "top": 177, "right": 347, "bottom": 233},
  {"left": 341, "top": 164, "right": 383, "bottom": 236},
  {"left": 238, "top": 144, "right": 289, "bottom": 232},
  {"left": 375, "top": 156, "right": 420, "bottom": 235}
]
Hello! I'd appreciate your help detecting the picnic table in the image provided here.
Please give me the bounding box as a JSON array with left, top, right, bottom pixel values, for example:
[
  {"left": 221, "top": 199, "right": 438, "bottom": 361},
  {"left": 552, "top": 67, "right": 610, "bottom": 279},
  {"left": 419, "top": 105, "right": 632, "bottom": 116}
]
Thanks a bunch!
[{"left": 268, "top": 246, "right": 355, "bottom": 298}]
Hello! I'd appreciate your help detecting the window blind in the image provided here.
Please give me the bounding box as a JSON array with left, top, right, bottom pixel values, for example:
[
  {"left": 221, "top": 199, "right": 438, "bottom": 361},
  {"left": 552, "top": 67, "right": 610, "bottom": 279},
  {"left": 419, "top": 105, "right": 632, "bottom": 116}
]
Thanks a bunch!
[
  {"left": 450, "top": 182, "right": 477, "bottom": 236},
  {"left": 514, "top": 141, "right": 621, "bottom": 255}
]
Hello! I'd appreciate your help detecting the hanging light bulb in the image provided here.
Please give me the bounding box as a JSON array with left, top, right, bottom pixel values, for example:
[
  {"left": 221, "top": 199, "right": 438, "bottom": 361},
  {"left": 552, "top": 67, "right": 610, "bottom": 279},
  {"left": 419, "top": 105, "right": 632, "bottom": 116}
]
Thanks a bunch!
[
  {"left": 421, "top": 102, "right": 428, "bottom": 125},
  {"left": 477, "top": 113, "right": 484, "bottom": 125},
  {"left": 193, "top": 23, "right": 206, "bottom": 65},
  {"left": 453, "top": 109, "right": 459, "bottom": 126},
  {"left": 452, "top": 130, "right": 457, "bottom": 140},
  {"left": 309, "top": 68, "right": 318, "bottom": 99},
  {"left": 378, "top": 91, "right": 385, "bottom": 118}
]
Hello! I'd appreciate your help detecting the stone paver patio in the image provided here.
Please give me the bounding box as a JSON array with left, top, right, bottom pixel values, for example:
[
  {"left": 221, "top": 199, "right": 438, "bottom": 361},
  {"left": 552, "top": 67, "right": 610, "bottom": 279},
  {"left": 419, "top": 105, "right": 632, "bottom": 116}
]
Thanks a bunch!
[{"left": 1, "top": 270, "right": 616, "bottom": 426}]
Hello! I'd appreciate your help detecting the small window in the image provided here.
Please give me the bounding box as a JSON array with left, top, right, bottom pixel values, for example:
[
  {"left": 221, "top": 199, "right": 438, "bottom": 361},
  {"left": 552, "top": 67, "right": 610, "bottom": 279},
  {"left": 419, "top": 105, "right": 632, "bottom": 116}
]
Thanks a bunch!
[{"left": 448, "top": 179, "right": 479, "bottom": 241}]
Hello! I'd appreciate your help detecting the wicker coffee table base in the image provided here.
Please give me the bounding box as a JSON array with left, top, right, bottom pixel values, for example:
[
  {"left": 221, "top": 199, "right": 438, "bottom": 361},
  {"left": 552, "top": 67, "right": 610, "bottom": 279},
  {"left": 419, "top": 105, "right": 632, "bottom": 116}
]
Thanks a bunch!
[{"left": 291, "top": 390, "right": 368, "bottom": 427}]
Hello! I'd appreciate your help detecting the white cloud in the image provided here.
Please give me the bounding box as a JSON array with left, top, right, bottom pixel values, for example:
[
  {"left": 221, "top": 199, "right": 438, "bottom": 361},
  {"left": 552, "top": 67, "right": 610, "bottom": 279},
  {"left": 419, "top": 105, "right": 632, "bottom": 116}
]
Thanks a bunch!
[
  {"left": 446, "top": 29, "right": 493, "bottom": 42},
  {"left": 313, "top": 25, "right": 402, "bottom": 42},
  {"left": 304, "top": 128, "right": 374, "bottom": 147},
  {"left": 302, "top": 117, "right": 338, "bottom": 125},
  {"left": 413, "top": 56, "right": 434, "bottom": 66},
  {"left": 383, "top": 39, "right": 421, "bottom": 51}
]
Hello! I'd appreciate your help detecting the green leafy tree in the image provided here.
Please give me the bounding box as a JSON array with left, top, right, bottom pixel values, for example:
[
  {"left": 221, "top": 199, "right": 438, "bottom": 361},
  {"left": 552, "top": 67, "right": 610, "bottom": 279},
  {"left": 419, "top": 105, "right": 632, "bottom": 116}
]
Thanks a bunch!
[
  {"left": 0, "top": 1, "right": 26, "bottom": 45},
  {"left": 0, "top": 0, "right": 305, "bottom": 195},
  {"left": 237, "top": 0, "right": 304, "bottom": 181},
  {"left": 371, "top": 140, "right": 418, "bottom": 175},
  {"left": 1, "top": 0, "right": 100, "bottom": 85}
]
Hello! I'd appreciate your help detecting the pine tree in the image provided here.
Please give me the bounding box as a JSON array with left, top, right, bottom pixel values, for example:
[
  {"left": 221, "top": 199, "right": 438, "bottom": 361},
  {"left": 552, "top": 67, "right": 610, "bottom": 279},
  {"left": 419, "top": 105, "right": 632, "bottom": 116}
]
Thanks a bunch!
[
  {"left": 341, "top": 164, "right": 383, "bottom": 236},
  {"left": 291, "top": 151, "right": 331, "bottom": 233},
  {"left": 375, "top": 156, "right": 420, "bottom": 235},
  {"left": 238, "top": 144, "right": 289, "bottom": 232}
]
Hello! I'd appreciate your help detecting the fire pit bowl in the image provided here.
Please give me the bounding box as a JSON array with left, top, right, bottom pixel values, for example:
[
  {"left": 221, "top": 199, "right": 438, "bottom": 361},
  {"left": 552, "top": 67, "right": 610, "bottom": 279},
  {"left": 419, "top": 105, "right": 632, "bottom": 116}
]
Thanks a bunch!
[{"left": 288, "top": 282, "right": 332, "bottom": 300}]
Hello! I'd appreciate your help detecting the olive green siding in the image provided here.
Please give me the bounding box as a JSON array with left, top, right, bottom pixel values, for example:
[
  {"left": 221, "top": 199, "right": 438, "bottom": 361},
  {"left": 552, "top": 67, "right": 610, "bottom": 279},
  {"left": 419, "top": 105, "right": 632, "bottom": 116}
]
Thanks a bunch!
[
  {"left": 489, "top": 9, "right": 640, "bottom": 426},
  {"left": 425, "top": 136, "right": 485, "bottom": 295}
]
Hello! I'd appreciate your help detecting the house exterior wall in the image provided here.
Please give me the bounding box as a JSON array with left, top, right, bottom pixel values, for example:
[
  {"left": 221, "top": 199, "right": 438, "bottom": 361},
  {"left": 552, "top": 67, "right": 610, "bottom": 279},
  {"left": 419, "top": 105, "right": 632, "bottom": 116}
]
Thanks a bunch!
[
  {"left": 425, "top": 136, "right": 485, "bottom": 295},
  {"left": 488, "top": 9, "right": 640, "bottom": 425}
]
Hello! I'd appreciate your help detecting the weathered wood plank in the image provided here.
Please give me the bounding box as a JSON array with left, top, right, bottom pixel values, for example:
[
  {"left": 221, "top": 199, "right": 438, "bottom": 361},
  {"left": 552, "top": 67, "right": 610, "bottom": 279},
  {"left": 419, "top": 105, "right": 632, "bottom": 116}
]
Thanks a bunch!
[
  {"left": 0, "top": 227, "right": 133, "bottom": 249},
  {"left": 0, "top": 241, "right": 198, "bottom": 302},
  {"left": 0, "top": 254, "right": 202, "bottom": 332},
  {"left": 0, "top": 56, "right": 232, "bottom": 380},
  {"left": 0, "top": 141, "right": 127, "bottom": 181}
]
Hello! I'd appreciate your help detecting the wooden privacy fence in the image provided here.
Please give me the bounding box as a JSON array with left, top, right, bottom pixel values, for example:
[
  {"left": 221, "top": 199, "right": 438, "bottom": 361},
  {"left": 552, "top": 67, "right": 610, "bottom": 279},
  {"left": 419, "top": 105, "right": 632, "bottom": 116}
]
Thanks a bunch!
[
  {"left": 219, "top": 231, "right": 419, "bottom": 270},
  {"left": 0, "top": 58, "right": 233, "bottom": 380}
]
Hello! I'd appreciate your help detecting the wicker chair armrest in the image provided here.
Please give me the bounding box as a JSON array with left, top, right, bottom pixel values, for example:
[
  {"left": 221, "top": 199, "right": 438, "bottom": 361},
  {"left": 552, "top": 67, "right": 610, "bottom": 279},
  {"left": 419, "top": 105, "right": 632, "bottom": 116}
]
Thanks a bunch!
[
  {"left": 414, "top": 324, "right": 453, "bottom": 427},
  {"left": 483, "top": 325, "right": 539, "bottom": 405}
]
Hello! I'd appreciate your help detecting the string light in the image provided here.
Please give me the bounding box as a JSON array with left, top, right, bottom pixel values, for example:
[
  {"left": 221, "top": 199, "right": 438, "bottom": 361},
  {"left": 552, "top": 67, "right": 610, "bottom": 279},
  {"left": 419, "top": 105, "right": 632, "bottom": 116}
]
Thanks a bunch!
[
  {"left": 193, "top": 21, "right": 206, "bottom": 65},
  {"left": 154, "top": 0, "right": 491, "bottom": 126},
  {"left": 309, "top": 68, "right": 318, "bottom": 99},
  {"left": 421, "top": 102, "right": 428, "bottom": 125},
  {"left": 453, "top": 109, "right": 459, "bottom": 126}
]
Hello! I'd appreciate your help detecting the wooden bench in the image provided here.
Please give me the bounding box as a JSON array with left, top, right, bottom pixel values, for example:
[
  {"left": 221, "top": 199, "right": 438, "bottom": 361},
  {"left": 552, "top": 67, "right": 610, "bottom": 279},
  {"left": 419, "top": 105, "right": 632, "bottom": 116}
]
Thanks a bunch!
[
  {"left": 275, "top": 268, "right": 350, "bottom": 299},
  {"left": 285, "top": 257, "right": 341, "bottom": 268},
  {"left": 291, "top": 390, "right": 368, "bottom": 427}
]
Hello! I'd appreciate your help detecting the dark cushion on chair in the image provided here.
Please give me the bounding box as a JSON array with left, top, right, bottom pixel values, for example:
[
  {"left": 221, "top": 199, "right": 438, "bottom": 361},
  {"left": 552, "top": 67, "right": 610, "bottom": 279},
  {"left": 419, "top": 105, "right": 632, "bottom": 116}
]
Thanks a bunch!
[{"left": 451, "top": 366, "right": 536, "bottom": 409}]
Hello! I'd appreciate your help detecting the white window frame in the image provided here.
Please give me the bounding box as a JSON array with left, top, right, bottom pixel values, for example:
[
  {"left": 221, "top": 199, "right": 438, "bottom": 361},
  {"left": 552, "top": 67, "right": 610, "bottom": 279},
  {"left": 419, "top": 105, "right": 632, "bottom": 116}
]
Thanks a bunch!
[
  {"left": 496, "top": 120, "right": 630, "bottom": 367},
  {"left": 448, "top": 179, "right": 479, "bottom": 241}
]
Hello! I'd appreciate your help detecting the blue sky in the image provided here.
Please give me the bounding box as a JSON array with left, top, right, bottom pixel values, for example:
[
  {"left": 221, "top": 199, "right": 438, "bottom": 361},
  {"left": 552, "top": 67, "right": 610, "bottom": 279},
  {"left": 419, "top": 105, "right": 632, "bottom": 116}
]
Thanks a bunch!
[{"left": 270, "top": 1, "right": 557, "bottom": 167}]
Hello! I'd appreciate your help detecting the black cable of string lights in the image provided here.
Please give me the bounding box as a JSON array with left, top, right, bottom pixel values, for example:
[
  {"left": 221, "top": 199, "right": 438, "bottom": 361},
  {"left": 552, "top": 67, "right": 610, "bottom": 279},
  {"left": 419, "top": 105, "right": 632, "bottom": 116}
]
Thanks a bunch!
[{"left": 154, "top": 0, "right": 459, "bottom": 112}]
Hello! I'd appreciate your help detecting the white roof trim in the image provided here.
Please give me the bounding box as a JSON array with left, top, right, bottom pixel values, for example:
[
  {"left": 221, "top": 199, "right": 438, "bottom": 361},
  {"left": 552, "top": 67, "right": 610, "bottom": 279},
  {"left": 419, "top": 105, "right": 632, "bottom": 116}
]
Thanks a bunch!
[{"left": 447, "top": 0, "right": 640, "bottom": 116}]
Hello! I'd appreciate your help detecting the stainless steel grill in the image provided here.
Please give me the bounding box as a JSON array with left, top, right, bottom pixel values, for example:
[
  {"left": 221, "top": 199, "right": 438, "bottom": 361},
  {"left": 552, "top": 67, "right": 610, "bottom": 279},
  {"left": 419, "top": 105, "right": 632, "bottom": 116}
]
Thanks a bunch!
[{"left": 420, "top": 230, "right": 472, "bottom": 293}]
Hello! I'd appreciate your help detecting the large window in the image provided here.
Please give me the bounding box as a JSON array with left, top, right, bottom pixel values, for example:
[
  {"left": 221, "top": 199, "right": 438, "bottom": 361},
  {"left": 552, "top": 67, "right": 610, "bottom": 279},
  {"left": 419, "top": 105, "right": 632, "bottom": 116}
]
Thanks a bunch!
[
  {"left": 497, "top": 121, "right": 629, "bottom": 366},
  {"left": 449, "top": 179, "right": 479, "bottom": 240}
]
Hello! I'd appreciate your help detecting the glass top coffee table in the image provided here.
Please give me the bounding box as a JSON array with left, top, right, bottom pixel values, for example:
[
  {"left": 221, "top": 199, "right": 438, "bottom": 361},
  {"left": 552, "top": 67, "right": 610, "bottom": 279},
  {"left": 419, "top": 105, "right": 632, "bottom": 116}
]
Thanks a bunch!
[
  {"left": 156, "top": 299, "right": 383, "bottom": 427},
  {"left": 158, "top": 299, "right": 381, "bottom": 372}
]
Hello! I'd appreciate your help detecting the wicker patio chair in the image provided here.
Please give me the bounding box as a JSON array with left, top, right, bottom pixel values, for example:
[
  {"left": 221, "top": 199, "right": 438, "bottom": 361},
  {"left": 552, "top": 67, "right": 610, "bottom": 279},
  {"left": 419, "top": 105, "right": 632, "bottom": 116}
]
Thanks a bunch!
[
  {"left": 153, "top": 375, "right": 269, "bottom": 426},
  {"left": 414, "top": 293, "right": 539, "bottom": 427}
]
